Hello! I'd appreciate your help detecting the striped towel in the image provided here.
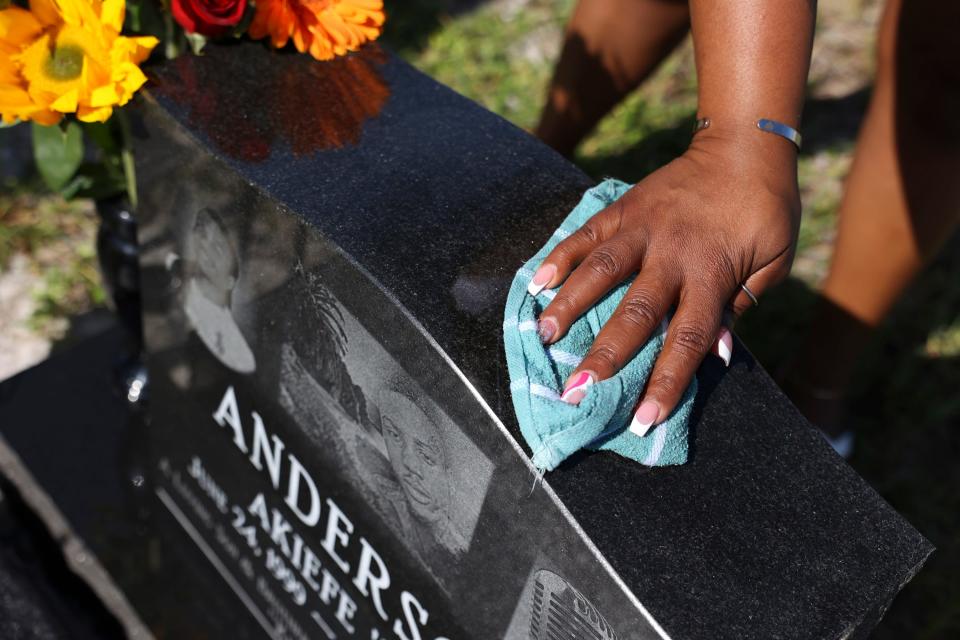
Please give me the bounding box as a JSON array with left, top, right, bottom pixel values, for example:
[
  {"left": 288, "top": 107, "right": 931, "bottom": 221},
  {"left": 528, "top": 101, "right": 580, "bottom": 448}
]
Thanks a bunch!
[{"left": 503, "top": 179, "right": 694, "bottom": 472}]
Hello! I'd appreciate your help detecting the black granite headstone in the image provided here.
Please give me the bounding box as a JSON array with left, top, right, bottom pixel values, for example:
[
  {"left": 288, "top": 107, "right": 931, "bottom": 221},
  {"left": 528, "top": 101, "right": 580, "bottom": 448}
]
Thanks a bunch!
[{"left": 0, "top": 42, "right": 933, "bottom": 640}]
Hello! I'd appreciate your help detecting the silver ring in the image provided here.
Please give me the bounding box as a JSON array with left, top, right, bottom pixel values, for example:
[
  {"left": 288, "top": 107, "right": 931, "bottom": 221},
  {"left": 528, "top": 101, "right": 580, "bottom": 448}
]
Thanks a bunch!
[{"left": 740, "top": 283, "right": 759, "bottom": 307}]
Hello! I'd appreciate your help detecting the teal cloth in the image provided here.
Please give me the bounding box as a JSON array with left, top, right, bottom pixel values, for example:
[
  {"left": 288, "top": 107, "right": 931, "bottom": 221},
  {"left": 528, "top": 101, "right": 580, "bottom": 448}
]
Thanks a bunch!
[{"left": 503, "top": 179, "right": 694, "bottom": 472}]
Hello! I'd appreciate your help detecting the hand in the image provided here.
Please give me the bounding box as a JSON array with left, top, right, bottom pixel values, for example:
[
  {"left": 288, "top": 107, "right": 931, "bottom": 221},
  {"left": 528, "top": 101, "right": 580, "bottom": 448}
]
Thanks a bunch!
[{"left": 531, "top": 127, "right": 801, "bottom": 434}]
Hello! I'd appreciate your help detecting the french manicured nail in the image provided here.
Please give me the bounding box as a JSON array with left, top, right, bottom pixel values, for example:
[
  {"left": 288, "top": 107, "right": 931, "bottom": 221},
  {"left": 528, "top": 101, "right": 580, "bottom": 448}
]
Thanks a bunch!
[
  {"left": 527, "top": 264, "right": 556, "bottom": 296},
  {"left": 715, "top": 327, "right": 733, "bottom": 367},
  {"left": 560, "top": 371, "right": 594, "bottom": 404},
  {"left": 630, "top": 401, "right": 660, "bottom": 437},
  {"left": 537, "top": 317, "right": 557, "bottom": 344}
]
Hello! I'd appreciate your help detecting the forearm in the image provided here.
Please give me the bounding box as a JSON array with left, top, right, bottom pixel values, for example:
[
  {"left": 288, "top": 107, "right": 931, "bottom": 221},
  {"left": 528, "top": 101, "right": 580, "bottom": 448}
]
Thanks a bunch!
[{"left": 689, "top": 0, "right": 816, "bottom": 137}]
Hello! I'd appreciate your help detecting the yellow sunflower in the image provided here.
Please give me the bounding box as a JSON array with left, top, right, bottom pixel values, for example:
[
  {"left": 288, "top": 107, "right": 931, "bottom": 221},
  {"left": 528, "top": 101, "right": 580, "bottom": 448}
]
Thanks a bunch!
[{"left": 0, "top": 0, "right": 157, "bottom": 125}]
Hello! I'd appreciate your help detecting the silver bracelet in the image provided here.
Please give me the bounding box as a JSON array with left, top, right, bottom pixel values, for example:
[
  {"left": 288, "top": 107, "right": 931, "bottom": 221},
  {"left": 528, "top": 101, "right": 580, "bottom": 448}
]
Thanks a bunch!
[{"left": 693, "top": 117, "right": 802, "bottom": 151}]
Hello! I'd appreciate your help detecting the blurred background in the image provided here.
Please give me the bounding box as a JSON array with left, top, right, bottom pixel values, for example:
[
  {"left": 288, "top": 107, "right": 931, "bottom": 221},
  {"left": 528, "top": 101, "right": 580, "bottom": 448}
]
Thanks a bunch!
[{"left": 1, "top": 0, "right": 957, "bottom": 637}]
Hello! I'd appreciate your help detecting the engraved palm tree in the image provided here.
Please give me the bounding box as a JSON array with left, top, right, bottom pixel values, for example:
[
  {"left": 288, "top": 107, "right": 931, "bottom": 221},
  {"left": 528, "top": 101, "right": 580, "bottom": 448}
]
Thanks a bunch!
[{"left": 292, "top": 263, "right": 370, "bottom": 429}]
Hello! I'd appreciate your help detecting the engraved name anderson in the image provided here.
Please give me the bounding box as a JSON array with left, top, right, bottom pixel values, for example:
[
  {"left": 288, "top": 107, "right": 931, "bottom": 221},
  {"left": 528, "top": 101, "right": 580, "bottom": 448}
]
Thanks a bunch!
[{"left": 213, "top": 385, "right": 452, "bottom": 640}]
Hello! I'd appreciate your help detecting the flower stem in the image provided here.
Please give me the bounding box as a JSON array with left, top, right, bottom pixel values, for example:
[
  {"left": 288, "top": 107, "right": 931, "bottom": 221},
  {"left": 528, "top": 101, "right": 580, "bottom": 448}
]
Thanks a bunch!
[
  {"left": 116, "top": 111, "right": 138, "bottom": 208},
  {"left": 163, "top": 10, "right": 180, "bottom": 59}
]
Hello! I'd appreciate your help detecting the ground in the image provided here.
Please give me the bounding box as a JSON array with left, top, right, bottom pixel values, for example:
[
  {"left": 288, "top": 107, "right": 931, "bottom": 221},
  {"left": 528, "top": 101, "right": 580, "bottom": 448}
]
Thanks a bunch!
[{"left": 1, "top": 0, "right": 958, "bottom": 636}]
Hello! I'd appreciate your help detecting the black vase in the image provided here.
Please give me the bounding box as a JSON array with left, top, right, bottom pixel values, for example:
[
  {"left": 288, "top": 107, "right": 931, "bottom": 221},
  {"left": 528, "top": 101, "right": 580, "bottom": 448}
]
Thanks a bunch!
[{"left": 95, "top": 196, "right": 148, "bottom": 404}]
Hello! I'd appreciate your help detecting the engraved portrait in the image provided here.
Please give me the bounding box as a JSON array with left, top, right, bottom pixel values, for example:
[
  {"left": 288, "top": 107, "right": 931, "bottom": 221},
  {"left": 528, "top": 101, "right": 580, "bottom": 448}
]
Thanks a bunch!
[
  {"left": 181, "top": 207, "right": 256, "bottom": 374},
  {"left": 273, "top": 273, "right": 493, "bottom": 592},
  {"left": 376, "top": 383, "right": 469, "bottom": 563}
]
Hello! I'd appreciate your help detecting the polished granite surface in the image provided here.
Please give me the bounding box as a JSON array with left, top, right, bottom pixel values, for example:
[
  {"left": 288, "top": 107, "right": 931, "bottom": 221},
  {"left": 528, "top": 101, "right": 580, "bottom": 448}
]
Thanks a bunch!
[{"left": 51, "top": 41, "right": 931, "bottom": 639}]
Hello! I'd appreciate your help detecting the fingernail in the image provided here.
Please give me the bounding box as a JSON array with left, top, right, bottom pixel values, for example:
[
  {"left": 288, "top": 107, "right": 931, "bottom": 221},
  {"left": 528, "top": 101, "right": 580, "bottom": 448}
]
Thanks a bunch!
[
  {"left": 527, "top": 264, "right": 556, "bottom": 296},
  {"left": 715, "top": 327, "right": 733, "bottom": 367},
  {"left": 537, "top": 317, "right": 557, "bottom": 344},
  {"left": 630, "top": 401, "right": 660, "bottom": 437},
  {"left": 560, "top": 371, "right": 594, "bottom": 404}
]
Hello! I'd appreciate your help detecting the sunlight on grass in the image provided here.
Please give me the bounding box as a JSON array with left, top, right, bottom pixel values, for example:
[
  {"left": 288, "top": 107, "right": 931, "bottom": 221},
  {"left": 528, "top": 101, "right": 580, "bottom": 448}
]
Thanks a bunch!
[
  {"left": 926, "top": 323, "right": 960, "bottom": 358},
  {"left": 409, "top": 0, "right": 573, "bottom": 129},
  {"left": 401, "top": 0, "right": 860, "bottom": 283},
  {"left": 0, "top": 188, "right": 105, "bottom": 336}
]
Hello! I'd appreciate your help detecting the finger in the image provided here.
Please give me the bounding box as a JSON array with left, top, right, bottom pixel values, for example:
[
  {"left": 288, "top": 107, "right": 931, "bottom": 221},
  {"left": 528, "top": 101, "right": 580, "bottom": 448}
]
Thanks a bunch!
[
  {"left": 538, "top": 234, "right": 645, "bottom": 344},
  {"left": 527, "top": 203, "right": 623, "bottom": 296},
  {"left": 709, "top": 259, "right": 787, "bottom": 365},
  {"left": 709, "top": 325, "right": 735, "bottom": 367},
  {"left": 633, "top": 285, "right": 729, "bottom": 436},
  {"left": 559, "top": 268, "right": 679, "bottom": 404}
]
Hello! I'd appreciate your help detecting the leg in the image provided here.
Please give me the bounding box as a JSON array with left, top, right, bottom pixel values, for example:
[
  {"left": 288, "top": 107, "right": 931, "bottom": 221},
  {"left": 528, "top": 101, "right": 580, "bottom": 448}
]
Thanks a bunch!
[
  {"left": 535, "top": 0, "right": 691, "bottom": 157},
  {"left": 787, "top": 0, "right": 960, "bottom": 433}
]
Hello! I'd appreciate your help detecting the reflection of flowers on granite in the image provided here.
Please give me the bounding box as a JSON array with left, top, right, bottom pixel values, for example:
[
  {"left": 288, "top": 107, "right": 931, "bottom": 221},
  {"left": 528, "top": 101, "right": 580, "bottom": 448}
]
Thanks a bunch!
[
  {"left": 156, "top": 55, "right": 271, "bottom": 162},
  {"left": 277, "top": 47, "right": 390, "bottom": 154},
  {"left": 150, "top": 43, "right": 389, "bottom": 162}
]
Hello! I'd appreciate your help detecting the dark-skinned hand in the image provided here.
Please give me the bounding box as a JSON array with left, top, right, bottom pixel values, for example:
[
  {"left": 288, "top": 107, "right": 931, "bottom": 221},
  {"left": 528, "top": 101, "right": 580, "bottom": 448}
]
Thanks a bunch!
[{"left": 529, "top": 128, "right": 800, "bottom": 434}]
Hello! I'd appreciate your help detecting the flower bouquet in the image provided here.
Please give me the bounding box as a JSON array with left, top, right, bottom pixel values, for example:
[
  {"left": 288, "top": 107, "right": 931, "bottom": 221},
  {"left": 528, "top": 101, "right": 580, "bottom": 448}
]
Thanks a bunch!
[{"left": 0, "top": 0, "right": 385, "bottom": 204}]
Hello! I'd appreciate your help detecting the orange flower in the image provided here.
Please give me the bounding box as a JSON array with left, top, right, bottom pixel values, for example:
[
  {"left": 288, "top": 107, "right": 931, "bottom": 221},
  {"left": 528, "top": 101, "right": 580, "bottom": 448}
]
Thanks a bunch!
[{"left": 249, "top": 0, "right": 384, "bottom": 61}]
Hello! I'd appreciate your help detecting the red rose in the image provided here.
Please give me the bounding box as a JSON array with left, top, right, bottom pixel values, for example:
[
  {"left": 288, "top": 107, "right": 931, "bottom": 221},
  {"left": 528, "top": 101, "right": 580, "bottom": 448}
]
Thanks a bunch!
[{"left": 171, "top": 0, "right": 247, "bottom": 37}]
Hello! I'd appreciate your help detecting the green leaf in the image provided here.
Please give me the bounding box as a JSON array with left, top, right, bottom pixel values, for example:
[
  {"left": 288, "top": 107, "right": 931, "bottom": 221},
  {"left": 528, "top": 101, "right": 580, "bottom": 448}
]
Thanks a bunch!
[
  {"left": 185, "top": 31, "right": 207, "bottom": 55},
  {"left": 126, "top": 1, "right": 142, "bottom": 31},
  {"left": 31, "top": 121, "right": 84, "bottom": 192},
  {"left": 61, "top": 162, "right": 126, "bottom": 200},
  {"left": 81, "top": 120, "right": 119, "bottom": 154}
]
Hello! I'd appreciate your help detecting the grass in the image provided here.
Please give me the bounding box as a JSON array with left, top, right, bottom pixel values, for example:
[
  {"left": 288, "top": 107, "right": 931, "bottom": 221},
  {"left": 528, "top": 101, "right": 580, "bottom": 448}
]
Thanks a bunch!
[
  {"left": 388, "top": 0, "right": 864, "bottom": 271},
  {"left": 0, "top": 180, "right": 106, "bottom": 335}
]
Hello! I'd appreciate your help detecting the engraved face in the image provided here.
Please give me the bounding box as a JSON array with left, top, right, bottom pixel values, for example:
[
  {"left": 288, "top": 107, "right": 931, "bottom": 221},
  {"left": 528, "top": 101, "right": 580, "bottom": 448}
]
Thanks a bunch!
[
  {"left": 182, "top": 208, "right": 255, "bottom": 373},
  {"left": 378, "top": 389, "right": 448, "bottom": 525},
  {"left": 190, "top": 208, "right": 237, "bottom": 304}
]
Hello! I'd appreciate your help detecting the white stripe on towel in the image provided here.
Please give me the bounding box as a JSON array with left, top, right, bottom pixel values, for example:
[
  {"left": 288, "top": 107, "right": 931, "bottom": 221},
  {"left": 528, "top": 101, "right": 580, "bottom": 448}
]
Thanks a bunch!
[
  {"left": 510, "top": 376, "right": 529, "bottom": 392},
  {"left": 529, "top": 383, "right": 561, "bottom": 401},
  {"left": 554, "top": 228, "right": 571, "bottom": 239},
  {"left": 642, "top": 425, "right": 668, "bottom": 466},
  {"left": 539, "top": 289, "right": 556, "bottom": 300},
  {"left": 518, "top": 320, "right": 538, "bottom": 332},
  {"left": 503, "top": 318, "right": 538, "bottom": 332},
  {"left": 548, "top": 348, "right": 583, "bottom": 368}
]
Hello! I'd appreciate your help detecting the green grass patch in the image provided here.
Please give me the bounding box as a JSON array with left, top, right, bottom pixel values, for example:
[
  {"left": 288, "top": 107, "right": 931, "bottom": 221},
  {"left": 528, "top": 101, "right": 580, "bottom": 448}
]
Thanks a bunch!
[{"left": 0, "top": 185, "right": 106, "bottom": 335}]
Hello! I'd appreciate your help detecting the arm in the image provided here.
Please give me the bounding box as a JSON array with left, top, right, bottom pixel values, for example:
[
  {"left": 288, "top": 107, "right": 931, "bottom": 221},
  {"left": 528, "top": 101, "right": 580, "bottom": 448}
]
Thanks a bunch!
[{"left": 534, "top": 1, "right": 816, "bottom": 431}]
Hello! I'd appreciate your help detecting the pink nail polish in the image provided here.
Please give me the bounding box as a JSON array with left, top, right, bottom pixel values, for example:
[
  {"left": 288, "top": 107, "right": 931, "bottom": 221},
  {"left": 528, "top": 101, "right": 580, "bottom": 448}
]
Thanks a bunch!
[
  {"left": 537, "top": 317, "right": 557, "bottom": 344},
  {"left": 630, "top": 401, "right": 660, "bottom": 437},
  {"left": 716, "top": 327, "right": 733, "bottom": 367},
  {"left": 560, "top": 371, "right": 594, "bottom": 404},
  {"left": 527, "top": 264, "right": 556, "bottom": 296}
]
